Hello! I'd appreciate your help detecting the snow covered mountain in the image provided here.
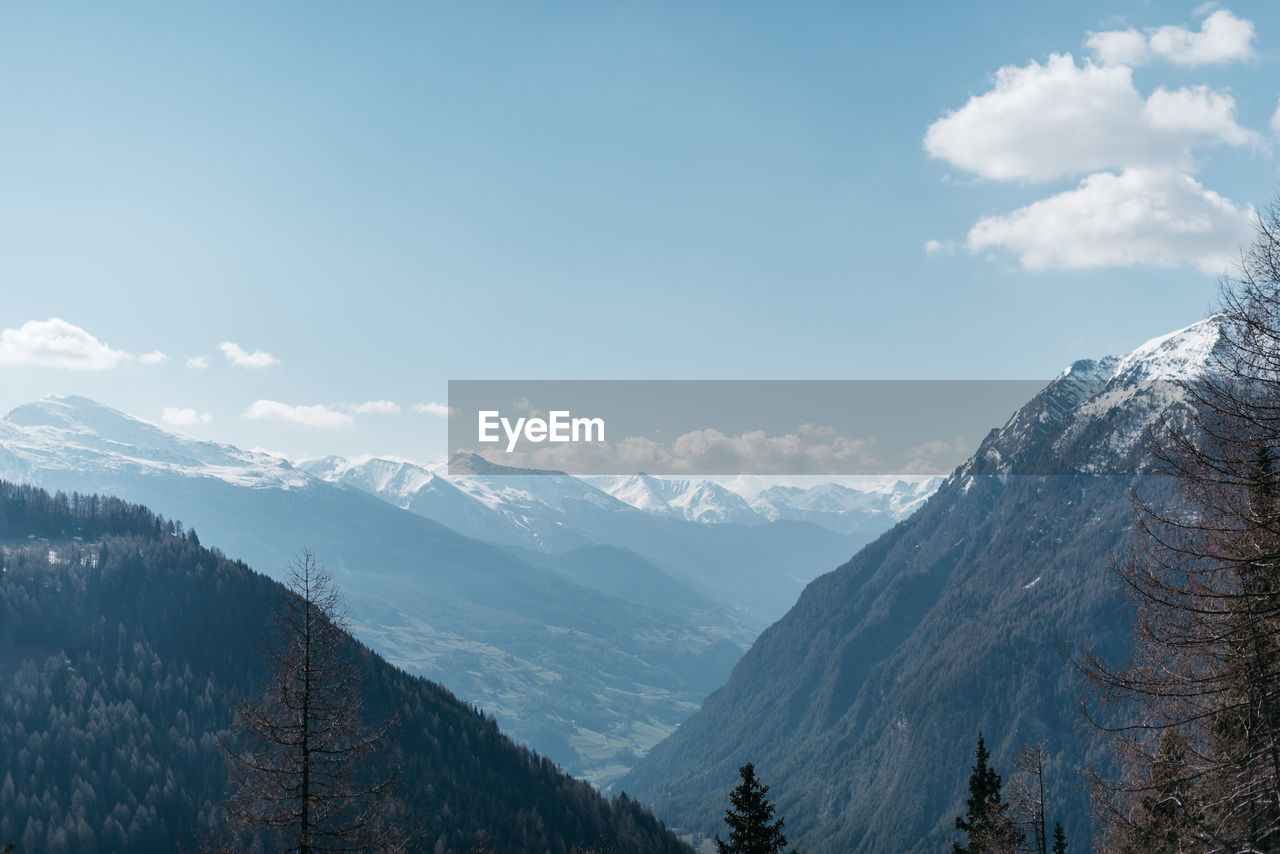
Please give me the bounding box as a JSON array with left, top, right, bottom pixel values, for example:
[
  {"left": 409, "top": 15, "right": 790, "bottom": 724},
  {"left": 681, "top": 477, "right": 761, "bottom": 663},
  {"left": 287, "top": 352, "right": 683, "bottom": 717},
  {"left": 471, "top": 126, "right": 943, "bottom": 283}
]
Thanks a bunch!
[
  {"left": 584, "top": 473, "right": 940, "bottom": 533},
  {"left": 302, "top": 456, "right": 940, "bottom": 542},
  {"left": 299, "top": 455, "right": 941, "bottom": 620},
  {"left": 587, "top": 474, "right": 764, "bottom": 525},
  {"left": 0, "top": 394, "right": 310, "bottom": 490}
]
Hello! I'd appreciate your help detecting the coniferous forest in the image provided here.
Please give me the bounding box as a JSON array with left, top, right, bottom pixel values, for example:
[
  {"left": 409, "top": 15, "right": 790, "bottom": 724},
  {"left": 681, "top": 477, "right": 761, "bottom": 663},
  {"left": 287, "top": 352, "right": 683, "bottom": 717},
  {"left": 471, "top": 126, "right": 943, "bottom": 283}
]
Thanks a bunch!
[{"left": 0, "top": 482, "right": 689, "bottom": 853}]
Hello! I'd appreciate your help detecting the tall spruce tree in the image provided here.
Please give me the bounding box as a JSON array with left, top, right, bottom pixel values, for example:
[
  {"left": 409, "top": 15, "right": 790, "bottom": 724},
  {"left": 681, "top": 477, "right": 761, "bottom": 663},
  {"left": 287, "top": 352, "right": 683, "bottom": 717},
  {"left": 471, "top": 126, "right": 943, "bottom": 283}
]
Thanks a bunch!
[
  {"left": 954, "top": 733, "right": 1022, "bottom": 854},
  {"left": 714, "top": 763, "right": 792, "bottom": 854},
  {"left": 1050, "top": 822, "right": 1067, "bottom": 854}
]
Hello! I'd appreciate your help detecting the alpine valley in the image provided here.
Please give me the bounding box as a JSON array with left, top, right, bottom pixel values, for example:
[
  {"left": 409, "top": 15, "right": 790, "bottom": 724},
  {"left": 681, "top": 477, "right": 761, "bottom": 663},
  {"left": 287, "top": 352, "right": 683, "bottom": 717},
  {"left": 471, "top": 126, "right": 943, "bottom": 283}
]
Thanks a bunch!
[
  {"left": 0, "top": 316, "right": 1229, "bottom": 852},
  {"left": 0, "top": 397, "right": 931, "bottom": 787}
]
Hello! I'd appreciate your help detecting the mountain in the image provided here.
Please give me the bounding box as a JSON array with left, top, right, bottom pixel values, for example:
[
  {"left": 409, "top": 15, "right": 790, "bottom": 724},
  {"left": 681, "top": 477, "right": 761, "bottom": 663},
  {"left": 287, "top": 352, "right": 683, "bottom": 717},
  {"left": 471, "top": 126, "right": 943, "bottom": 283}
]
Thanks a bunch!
[
  {"left": 0, "top": 396, "right": 750, "bottom": 786},
  {"left": 0, "top": 481, "right": 689, "bottom": 853},
  {"left": 589, "top": 474, "right": 763, "bottom": 525},
  {"left": 745, "top": 479, "right": 940, "bottom": 535},
  {"left": 619, "top": 318, "right": 1221, "bottom": 852},
  {"left": 589, "top": 474, "right": 938, "bottom": 536},
  {"left": 302, "top": 454, "right": 936, "bottom": 621}
]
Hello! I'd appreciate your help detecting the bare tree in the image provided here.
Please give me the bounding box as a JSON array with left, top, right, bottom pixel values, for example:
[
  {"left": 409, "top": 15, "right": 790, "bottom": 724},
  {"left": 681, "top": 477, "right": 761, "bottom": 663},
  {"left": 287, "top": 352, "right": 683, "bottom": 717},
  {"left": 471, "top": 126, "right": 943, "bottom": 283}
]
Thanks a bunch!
[
  {"left": 1077, "top": 203, "right": 1280, "bottom": 853},
  {"left": 219, "top": 551, "right": 405, "bottom": 853},
  {"left": 1008, "top": 742, "right": 1048, "bottom": 854}
]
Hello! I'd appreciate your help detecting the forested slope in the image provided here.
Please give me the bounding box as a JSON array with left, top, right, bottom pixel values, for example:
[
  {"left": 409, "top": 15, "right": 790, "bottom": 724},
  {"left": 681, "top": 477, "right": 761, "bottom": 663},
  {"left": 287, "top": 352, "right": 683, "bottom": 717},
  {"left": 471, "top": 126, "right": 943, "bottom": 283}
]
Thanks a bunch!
[{"left": 0, "top": 481, "right": 689, "bottom": 853}]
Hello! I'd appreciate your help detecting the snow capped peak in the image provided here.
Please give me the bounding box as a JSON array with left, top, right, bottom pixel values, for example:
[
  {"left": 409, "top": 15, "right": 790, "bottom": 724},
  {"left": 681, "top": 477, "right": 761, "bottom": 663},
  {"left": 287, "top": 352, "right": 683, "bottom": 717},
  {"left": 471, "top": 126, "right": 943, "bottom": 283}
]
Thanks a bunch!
[
  {"left": 589, "top": 474, "right": 764, "bottom": 524},
  {"left": 299, "top": 454, "right": 438, "bottom": 501},
  {"left": 965, "top": 316, "right": 1232, "bottom": 478},
  {"left": 1056, "top": 356, "right": 1120, "bottom": 385},
  {"left": 0, "top": 395, "right": 309, "bottom": 489},
  {"left": 1109, "top": 316, "right": 1223, "bottom": 384},
  {"left": 6, "top": 393, "right": 157, "bottom": 434},
  {"left": 588, "top": 473, "right": 940, "bottom": 531},
  {"left": 1049, "top": 317, "right": 1222, "bottom": 389}
]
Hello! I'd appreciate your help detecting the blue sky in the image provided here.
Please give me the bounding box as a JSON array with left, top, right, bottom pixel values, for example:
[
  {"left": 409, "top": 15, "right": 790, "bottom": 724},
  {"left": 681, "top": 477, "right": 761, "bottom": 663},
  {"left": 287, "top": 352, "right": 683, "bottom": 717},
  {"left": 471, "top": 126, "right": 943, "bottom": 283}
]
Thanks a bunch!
[{"left": 2, "top": 1, "right": 1278, "bottom": 460}]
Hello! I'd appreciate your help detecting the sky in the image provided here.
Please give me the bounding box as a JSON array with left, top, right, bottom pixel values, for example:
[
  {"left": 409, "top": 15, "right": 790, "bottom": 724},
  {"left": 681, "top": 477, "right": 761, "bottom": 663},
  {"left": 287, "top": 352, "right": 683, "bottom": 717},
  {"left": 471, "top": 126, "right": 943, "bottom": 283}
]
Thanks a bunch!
[{"left": 2, "top": 1, "right": 1279, "bottom": 461}]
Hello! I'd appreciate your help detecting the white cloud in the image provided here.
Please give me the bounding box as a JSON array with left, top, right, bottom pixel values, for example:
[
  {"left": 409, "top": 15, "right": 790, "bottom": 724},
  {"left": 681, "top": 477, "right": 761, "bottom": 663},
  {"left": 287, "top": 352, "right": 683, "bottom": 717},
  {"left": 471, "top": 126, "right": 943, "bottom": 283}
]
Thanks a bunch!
[
  {"left": 139, "top": 350, "right": 169, "bottom": 365},
  {"left": 924, "top": 54, "right": 1251, "bottom": 183},
  {"left": 185, "top": 355, "right": 210, "bottom": 370},
  {"left": 1084, "top": 28, "right": 1150, "bottom": 67},
  {"left": 1086, "top": 9, "right": 1255, "bottom": 67},
  {"left": 220, "top": 341, "right": 280, "bottom": 369},
  {"left": 966, "top": 168, "right": 1254, "bottom": 274},
  {"left": 0, "top": 318, "right": 130, "bottom": 370},
  {"left": 1142, "top": 85, "right": 1257, "bottom": 146},
  {"left": 1271, "top": 99, "right": 1280, "bottom": 137},
  {"left": 350, "top": 400, "right": 401, "bottom": 415},
  {"left": 413, "top": 402, "right": 453, "bottom": 417},
  {"left": 243, "top": 400, "right": 353, "bottom": 428},
  {"left": 162, "top": 407, "right": 213, "bottom": 427},
  {"left": 924, "top": 239, "right": 955, "bottom": 256}
]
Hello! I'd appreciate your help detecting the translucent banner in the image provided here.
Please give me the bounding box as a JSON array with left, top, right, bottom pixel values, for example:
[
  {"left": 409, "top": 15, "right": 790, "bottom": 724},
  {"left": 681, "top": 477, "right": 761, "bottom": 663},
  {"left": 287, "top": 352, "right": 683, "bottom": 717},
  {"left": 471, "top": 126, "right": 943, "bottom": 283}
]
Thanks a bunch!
[{"left": 446, "top": 380, "right": 1051, "bottom": 476}]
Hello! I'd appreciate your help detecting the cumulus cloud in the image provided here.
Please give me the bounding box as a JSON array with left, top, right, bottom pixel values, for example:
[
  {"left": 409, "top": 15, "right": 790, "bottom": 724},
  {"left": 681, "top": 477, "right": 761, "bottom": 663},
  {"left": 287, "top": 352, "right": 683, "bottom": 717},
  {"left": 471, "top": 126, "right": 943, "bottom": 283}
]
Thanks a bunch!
[
  {"left": 928, "top": 8, "right": 1264, "bottom": 276},
  {"left": 1142, "top": 85, "right": 1258, "bottom": 146},
  {"left": 0, "top": 318, "right": 130, "bottom": 370},
  {"left": 185, "top": 355, "right": 210, "bottom": 370},
  {"left": 1084, "top": 28, "right": 1149, "bottom": 67},
  {"left": 924, "top": 239, "right": 955, "bottom": 256},
  {"left": 162, "top": 407, "right": 213, "bottom": 427},
  {"left": 349, "top": 400, "right": 401, "bottom": 416},
  {"left": 412, "top": 402, "right": 453, "bottom": 417},
  {"left": 966, "top": 168, "right": 1254, "bottom": 274},
  {"left": 220, "top": 341, "right": 280, "bottom": 369},
  {"left": 924, "top": 54, "right": 1252, "bottom": 182},
  {"left": 139, "top": 350, "right": 169, "bottom": 365},
  {"left": 1086, "top": 9, "right": 1255, "bottom": 67},
  {"left": 242, "top": 400, "right": 353, "bottom": 428}
]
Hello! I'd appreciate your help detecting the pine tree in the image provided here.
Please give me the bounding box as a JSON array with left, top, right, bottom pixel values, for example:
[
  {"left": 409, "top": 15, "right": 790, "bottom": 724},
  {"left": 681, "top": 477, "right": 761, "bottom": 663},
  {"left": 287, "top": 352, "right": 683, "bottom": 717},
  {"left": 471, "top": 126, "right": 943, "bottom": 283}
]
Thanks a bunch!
[
  {"left": 714, "top": 763, "right": 792, "bottom": 854},
  {"left": 954, "top": 733, "right": 1022, "bottom": 854},
  {"left": 1050, "top": 822, "right": 1067, "bottom": 854}
]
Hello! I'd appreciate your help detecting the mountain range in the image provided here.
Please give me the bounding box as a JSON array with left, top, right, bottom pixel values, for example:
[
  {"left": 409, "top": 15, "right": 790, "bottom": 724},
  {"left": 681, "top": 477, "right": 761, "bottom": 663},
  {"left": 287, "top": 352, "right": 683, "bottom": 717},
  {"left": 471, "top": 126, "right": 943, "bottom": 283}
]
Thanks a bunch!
[
  {"left": 0, "top": 313, "right": 1222, "bottom": 851},
  {"left": 0, "top": 395, "right": 928, "bottom": 786}
]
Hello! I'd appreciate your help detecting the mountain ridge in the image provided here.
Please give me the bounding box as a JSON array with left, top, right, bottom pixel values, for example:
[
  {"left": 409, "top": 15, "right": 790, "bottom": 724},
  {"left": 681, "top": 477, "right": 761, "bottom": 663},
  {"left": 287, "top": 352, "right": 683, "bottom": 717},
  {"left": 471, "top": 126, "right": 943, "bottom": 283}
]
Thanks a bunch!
[{"left": 620, "top": 316, "right": 1223, "bottom": 852}]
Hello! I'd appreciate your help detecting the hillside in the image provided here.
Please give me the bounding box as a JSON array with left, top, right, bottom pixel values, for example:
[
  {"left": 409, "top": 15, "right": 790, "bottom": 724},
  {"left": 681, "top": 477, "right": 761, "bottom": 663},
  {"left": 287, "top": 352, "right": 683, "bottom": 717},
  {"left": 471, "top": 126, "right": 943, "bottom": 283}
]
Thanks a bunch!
[{"left": 0, "top": 481, "right": 690, "bottom": 853}]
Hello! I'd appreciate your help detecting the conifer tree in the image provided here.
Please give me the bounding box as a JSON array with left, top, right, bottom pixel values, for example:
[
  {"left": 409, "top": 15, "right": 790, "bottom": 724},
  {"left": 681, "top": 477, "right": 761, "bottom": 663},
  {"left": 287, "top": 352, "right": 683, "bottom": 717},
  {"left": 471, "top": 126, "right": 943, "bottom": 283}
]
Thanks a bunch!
[
  {"left": 1050, "top": 822, "right": 1067, "bottom": 854},
  {"left": 954, "top": 733, "right": 1022, "bottom": 854},
  {"left": 715, "top": 763, "right": 793, "bottom": 854}
]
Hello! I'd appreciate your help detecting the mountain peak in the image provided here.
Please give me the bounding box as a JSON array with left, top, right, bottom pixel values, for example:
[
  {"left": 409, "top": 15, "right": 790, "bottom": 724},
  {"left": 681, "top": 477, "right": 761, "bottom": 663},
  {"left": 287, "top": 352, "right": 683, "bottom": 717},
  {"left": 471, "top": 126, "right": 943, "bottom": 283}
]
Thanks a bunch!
[
  {"left": 445, "top": 452, "right": 567, "bottom": 477},
  {"left": 6, "top": 394, "right": 156, "bottom": 435},
  {"left": 0, "top": 394, "right": 308, "bottom": 489},
  {"left": 1110, "top": 315, "right": 1223, "bottom": 384}
]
